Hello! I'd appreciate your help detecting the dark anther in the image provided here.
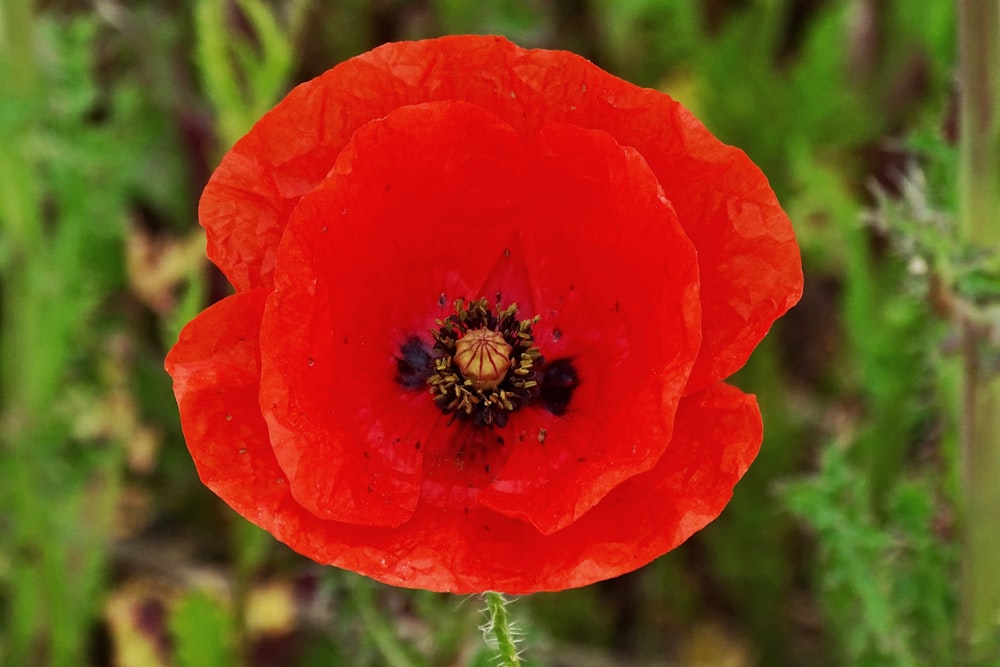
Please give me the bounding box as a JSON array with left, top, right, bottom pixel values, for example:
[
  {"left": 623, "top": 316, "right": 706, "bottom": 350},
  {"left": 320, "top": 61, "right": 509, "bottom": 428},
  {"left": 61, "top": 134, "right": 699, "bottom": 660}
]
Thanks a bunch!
[
  {"left": 540, "top": 358, "right": 579, "bottom": 415},
  {"left": 428, "top": 298, "right": 543, "bottom": 427},
  {"left": 395, "top": 336, "right": 432, "bottom": 389}
]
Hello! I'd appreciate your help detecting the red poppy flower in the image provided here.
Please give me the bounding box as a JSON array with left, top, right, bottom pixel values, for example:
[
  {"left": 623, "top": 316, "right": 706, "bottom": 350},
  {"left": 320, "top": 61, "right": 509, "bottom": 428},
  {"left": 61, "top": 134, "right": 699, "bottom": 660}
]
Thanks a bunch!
[{"left": 166, "top": 35, "right": 802, "bottom": 594}]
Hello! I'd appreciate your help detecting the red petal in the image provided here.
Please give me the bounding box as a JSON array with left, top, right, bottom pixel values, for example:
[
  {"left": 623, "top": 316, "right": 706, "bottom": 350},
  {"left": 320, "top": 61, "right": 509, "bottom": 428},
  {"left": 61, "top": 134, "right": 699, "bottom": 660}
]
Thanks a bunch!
[
  {"left": 402, "top": 381, "right": 761, "bottom": 593},
  {"left": 258, "top": 99, "right": 701, "bottom": 538},
  {"left": 201, "top": 36, "right": 799, "bottom": 387},
  {"left": 197, "top": 57, "right": 399, "bottom": 292},
  {"left": 361, "top": 35, "right": 802, "bottom": 391},
  {"left": 169, "top": 299, "right": 760, "bottom": 593},
  {"left": 475, "top": 122, "right": 701, "bottom": 534},
  {"left": 256, "top": 101, "right": 530, "bottom": 527},
  {"left": 414, "top": 36, "right": 802, "bottom": 390},
  {"left": 183, "top": 35, "right": 797, "bottom": 593},
  {"left": 502, "top": 381, "right": 763, "bottom": 592},
  {"left": 164, "top": 289, "right": 289, "bottom": 520}
]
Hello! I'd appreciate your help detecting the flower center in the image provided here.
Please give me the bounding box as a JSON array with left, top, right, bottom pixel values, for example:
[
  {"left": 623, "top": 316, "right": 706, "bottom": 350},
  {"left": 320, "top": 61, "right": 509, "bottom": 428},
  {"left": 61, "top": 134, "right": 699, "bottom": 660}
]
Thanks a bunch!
[
  {"left": 427, "top": 298, "right": 543, "bottom": 427},
  {"left": 453, "top": 328, "right": 513, "bottom": 390}
]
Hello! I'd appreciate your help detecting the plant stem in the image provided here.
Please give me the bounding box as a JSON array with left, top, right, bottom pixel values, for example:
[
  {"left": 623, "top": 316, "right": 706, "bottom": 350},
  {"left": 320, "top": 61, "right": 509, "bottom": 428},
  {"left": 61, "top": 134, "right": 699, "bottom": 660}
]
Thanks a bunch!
[
  {"left": 957, "top": 0, "right": 1000, "bottom": 659},
  {"left": 347, "top": 575, "right": 420, "bottom": 667},
  {"left": 484, "top": 592, "right": 522, "bottom": 666},
  {"left": 0, "top": 0, "right": 37, "bottom": 94}
]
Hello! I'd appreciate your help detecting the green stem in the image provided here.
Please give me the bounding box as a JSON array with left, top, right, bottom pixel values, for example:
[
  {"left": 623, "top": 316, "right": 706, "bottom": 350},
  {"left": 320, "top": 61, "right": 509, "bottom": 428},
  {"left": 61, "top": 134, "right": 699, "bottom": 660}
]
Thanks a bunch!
[
  {"left": 483, "top": 592, "right": 522, "bottom": 667},
  {"left": 0, "top": 0, "right": 44, "bottom": 411},
  {"left": 347, "top": 576, "right": 420, "bottom": 667},
  {"left": 231, "top": 521, "right": 270, "bottom": 667},
  {"left": 957, "top": 0, "right": 1000, "bottom": 660},
  {"left": 0, "top": 0, "right": 37, "bottom": 93}
]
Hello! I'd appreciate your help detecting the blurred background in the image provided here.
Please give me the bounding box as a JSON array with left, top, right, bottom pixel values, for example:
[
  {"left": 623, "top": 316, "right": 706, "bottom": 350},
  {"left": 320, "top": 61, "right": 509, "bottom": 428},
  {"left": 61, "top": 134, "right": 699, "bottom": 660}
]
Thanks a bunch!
[{"left": 0, "top": 0, "right": 974, "bottom": 665}]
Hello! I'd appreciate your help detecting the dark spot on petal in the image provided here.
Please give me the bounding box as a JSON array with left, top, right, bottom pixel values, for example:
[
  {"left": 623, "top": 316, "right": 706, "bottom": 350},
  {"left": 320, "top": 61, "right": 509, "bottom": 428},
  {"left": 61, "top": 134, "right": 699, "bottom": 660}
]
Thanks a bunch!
[
  {"left": 540, "top": 358, "right": 580, "bottom": 416},
  {"left": 464, "top": 507, "right": 470, "bottom": 514},
  {"left": 362, "top": 451, "right": 370, "bottom": 459},
  {"left": 614, "top": 301, "right": 620, "bottom": 312},
  {"left": 496, "top": 435, "right": 505, "bottom": 446},
  {"left": 367, "top": 486, "right": 373, "bottom": 493},
  {"left": 504, "top": 247, "right": 511, "bottom": 258},
  {"left": 551, "top": 329, "right": 561, "bottom": 342},
  {"left": 307, "top": 356, "right": 315, "bottom": 367},
  {"left": 414, "top": 441, "right": 421, "bottom": 450},
  {"left": 484, "top": 464, "right": 491, "bottom": 473},
  {"left": 577, "top": 457, "right": 586, "bottom": 463},
  {"left": 343, "top": 336, "right": 349, "bottom": 345},
  {"left": 395, "top": 336, "right": 432, "bottom": 389},
  {"left": 438, "top": 292, "right": 446, "bottom": 307}
]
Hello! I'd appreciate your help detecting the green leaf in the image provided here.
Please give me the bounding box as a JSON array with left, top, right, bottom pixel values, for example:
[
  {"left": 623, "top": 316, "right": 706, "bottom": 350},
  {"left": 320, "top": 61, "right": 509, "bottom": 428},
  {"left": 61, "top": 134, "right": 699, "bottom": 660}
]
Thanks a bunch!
[{"left": 170, "top": 591, "right": 236, "bottom": 667}]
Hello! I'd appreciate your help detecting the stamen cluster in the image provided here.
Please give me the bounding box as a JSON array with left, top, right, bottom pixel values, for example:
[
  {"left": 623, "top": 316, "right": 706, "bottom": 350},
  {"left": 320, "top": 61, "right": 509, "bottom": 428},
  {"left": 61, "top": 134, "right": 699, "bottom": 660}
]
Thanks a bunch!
[{"left": 429, "top": 298, "right": 543, "bottom": 426}]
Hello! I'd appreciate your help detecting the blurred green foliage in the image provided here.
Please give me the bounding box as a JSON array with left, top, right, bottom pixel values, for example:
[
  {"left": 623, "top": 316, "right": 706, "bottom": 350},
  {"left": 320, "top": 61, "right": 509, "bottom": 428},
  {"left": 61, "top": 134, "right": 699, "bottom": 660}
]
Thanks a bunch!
[
  {"left": 0, "top": 0, "right": 970, "bottom": 665},
  {"left": 783, "top": 446, "right": 956, "bottom": 667}
]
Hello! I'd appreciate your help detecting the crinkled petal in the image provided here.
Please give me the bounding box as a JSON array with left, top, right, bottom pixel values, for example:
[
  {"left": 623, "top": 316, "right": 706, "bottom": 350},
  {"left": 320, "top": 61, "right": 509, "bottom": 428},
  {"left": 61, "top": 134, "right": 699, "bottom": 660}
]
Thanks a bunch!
[
  {"left": 180, "top": 35, "right": 798, "bottom": 594},
  {"left": 197, "top": 57, "right": 403, "bottom": 292},
  {"left": 411, "top": 380, "right": 761, "bottom": 593},
  {"left": 474, "top": 122, "right": 701, "bottom": 534},
  {"left": 256, "top": 101, "right": 526, "bottom": 528},
  {"left": 258, "top": 100, "right": 701, "bottom": 537},
  {"left": 360, "top": 35, "right": 802, "bottom": 391},
  {"left": 505, "top": 381, "right": 762, "bottom": 592},
  {"left": 169, "top": 301, "right": 761, "bottom": 593},
  {"left": 200, "top": 35, "right": 800, "bottom": 391},
  {"left": 164, "top": 289, "right": 288, "bottom": 517},
  {"left": 382, "top": 35, "right": 800, "bottom": 390}
]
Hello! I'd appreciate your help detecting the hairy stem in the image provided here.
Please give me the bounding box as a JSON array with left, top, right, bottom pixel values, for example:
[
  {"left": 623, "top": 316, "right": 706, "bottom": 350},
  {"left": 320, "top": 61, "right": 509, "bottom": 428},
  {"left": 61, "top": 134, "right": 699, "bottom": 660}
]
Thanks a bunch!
[{"left": 483, "top": 592, "right": 522, "bottom": 666}]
